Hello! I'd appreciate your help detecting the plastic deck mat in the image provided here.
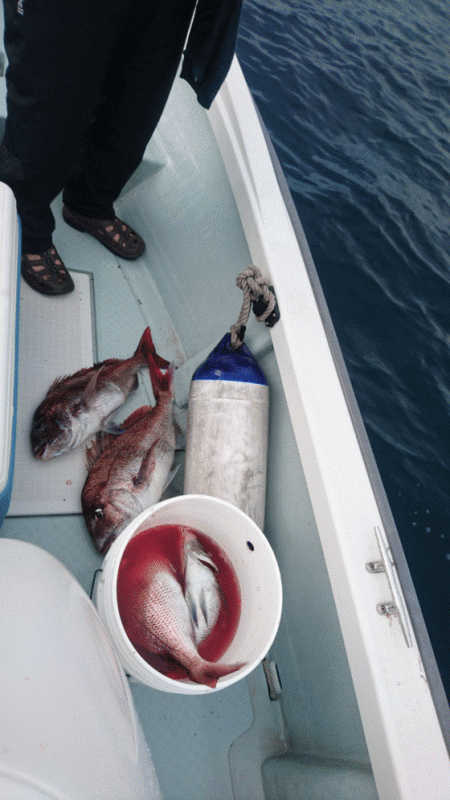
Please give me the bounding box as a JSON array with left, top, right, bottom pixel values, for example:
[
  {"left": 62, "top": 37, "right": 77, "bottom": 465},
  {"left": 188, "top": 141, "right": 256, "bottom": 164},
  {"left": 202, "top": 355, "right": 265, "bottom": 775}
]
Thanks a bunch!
[{"left": 8, "top": 272, "right": 94, "bottom": 516}]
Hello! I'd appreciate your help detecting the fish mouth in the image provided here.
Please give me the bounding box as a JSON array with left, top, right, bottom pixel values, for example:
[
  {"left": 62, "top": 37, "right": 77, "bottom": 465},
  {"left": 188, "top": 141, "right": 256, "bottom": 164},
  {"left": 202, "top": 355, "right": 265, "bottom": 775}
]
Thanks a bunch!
[
  {"left": 31, "top": 438, "right": 53, "bottom": 461},
  {"left": 96, "top": 515, "right": 133, "bottom": 555},
  {"left": 31, "top": 413, "right": 71, "bottom": 460},
  {"left": 32, "top": 442, "right": 48, "bottom": 460},
  {"left": 30, "top": 421, "right": 48, "bottom": 459},
  {"left": 93, "top": 490, "right": 143, "bottom": 554},
  {"left": 97, "top": 531, "right": 120, "bottom": 556},
  {"left": 31, "top": 440, "right": 66, "bottom": 461}
]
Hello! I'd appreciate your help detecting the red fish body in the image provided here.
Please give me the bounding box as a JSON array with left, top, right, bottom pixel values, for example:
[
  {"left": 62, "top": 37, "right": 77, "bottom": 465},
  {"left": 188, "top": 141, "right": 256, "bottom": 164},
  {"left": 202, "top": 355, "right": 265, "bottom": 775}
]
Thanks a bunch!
[
  {"left": 81, "top": 355, "right": 176, "bottom": 554},
  {"left": 31, "top": 328, "right": 167, "bottom": 461},
  {"left": 120, "top": 547, "right": 244, "bottom": 688}
]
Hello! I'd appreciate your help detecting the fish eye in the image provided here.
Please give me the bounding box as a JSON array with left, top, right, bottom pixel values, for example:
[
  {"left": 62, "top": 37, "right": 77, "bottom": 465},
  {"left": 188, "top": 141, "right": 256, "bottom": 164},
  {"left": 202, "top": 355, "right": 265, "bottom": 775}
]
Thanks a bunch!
[
  {"left": 33, "top": 419, "right": 46, "bottom": 432},
  {"left": 93, "top": 508, "right": 104, "bottom": 520}
]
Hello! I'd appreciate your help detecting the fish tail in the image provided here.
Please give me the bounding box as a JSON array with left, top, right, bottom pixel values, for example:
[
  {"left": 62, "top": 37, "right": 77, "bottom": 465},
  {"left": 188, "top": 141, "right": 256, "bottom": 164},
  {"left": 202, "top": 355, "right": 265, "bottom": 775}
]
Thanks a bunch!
[
  {"left": 135, "top": 327, "right": 170, "bottom": 371},
  {"left": 136, "top": 328, "right": 173, "bottom": 396},
  {"left": 149, "top": 358, "right": 174, "bottom": 398},
  {"left": 188, "top": 659, "right": 246, "bottom": 689}
]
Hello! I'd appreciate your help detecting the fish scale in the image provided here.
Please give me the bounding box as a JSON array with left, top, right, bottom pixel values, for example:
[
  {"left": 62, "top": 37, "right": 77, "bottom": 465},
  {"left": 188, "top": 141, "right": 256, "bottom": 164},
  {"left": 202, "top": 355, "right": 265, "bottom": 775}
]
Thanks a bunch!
[
  {"left": 31, "top": 327, "right": 167, "bottom": 461},
  {"left": 81, "top": 350, "right": 176, "bottom": 554},
  {"left": 118, "top": 528, "right": 245, "bottom": 688}
]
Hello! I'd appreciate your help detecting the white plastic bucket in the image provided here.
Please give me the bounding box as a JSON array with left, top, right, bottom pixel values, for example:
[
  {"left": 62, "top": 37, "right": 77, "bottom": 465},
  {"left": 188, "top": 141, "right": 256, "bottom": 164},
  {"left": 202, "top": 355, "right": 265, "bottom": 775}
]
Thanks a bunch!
[{"left": 95, "top": 494, "right": 282, "bottom": 694}]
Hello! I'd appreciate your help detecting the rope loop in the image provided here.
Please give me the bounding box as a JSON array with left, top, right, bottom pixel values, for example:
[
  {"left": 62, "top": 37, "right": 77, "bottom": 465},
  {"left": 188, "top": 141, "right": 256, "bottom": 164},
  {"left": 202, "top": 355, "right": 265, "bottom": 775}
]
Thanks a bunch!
[{"left": 230, "top": 266, "right": 278, "bottom": 349}]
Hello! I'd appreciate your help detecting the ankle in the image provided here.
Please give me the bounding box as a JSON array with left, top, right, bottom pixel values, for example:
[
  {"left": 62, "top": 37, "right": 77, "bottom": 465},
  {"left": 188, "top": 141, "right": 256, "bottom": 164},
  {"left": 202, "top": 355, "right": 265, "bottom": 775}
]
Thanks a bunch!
[{"left": 22, "top": 240, "right": 54, "bottom": 254}]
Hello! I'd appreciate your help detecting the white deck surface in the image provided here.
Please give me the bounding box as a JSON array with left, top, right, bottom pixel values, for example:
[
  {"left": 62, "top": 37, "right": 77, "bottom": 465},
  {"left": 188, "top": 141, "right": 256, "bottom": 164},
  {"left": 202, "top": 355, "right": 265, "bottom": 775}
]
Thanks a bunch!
[{"left": 9, "top": 272, "right": 93, "bottom": 515}]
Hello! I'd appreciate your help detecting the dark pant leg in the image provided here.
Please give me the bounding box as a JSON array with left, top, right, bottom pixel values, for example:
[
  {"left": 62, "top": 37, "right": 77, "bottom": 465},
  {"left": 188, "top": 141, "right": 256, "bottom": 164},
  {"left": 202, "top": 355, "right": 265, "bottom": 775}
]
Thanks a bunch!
[
  {"left": 0, "top": 0, "right": 132, "bottom": 250},
  {"left": 62, "top": 0, "right": 197, "bottom": 219}
]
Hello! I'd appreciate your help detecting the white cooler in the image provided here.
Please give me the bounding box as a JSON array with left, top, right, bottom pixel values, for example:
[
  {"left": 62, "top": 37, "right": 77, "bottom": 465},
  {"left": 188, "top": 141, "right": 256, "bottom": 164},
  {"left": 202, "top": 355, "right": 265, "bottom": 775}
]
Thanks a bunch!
[{"left": 0, "top": 538, "right": 162, "bottom": 799}]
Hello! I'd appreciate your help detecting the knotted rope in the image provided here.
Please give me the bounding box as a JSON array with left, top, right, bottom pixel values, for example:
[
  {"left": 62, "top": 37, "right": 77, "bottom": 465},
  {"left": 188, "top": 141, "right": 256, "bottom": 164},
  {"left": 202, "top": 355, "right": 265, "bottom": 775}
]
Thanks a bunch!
[{"left": 230, "top": 266, "right": 278, "bottom": 349}]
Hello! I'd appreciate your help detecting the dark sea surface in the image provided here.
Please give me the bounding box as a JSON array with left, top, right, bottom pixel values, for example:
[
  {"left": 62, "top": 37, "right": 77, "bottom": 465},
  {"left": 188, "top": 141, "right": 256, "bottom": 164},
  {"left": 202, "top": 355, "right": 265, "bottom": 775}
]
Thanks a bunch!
[{"left": 237, "top": 0, "right": 450, "bottom": 700}]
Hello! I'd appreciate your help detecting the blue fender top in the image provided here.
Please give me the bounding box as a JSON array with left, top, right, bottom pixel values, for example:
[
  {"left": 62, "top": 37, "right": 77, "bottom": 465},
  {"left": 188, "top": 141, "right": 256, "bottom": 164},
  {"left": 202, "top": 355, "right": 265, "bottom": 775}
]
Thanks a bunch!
[{"left": 192, "top": 334, "right": 268, "bottom": 385}]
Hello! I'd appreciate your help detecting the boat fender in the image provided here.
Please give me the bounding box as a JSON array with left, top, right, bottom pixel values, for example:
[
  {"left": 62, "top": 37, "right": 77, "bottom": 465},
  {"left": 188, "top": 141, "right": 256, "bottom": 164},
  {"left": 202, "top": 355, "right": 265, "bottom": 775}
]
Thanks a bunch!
[{"left": 183, "top": 333, "right": 269, "bottom": 529}]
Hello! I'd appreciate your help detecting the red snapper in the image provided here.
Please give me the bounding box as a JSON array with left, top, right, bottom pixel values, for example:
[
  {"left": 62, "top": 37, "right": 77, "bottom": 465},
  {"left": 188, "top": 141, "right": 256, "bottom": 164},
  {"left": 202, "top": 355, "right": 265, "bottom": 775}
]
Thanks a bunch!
[
  {"left": 31, "top": 327, "right": 168, "bottom": 460},
  {"left": 81, "top": 353, "right": 176, "bottom": 554},
  {"left": 120, "top": 547, "right": 244, "bottom": 688}
]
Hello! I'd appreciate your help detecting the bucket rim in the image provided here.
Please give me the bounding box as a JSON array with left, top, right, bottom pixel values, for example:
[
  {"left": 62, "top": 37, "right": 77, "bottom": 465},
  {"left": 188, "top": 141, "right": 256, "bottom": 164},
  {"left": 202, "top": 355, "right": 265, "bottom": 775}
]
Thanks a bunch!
[{"left": 97, "top": 494, "right": 283, "bottom": 693}]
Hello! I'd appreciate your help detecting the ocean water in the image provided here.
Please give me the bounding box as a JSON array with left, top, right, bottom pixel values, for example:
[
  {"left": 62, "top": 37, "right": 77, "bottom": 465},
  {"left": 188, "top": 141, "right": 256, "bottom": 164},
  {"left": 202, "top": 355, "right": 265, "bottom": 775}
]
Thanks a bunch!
[{"left": 237, "top": 0, "right": 450, "bottom": 700}]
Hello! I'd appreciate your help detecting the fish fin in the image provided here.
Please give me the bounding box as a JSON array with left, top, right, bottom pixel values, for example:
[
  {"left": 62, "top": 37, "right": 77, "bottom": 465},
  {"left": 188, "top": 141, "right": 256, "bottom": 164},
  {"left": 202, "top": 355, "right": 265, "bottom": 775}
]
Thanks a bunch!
[
  {"left": 162, "top": 464, "right": 179, "bottom": 493},
  {"left": 86, "top": 440, "right": 101, "bottom": 470},
  {"left": 46, "top": 375, "right": 71, "bottom": 394},
  {"left": 85, "top": 430, "right": 117, "bottom": 468},
  {"left": 46, "top": 372, "right": 90, "bottom": 395},
  {"left": 135, "top": 327, "right": 171, "bottom": 370},
  {"left": 121, "top": 405, "right": 154, "bottom": 429},
  {"left": 199, "top": 588, "right": 209, "bottom": 625},
  {"left": 188, "top": 660, "right": 247, "bottom": 689},
  {"left": 186, "top": 593, "right": 199, "bottom": 627},
  {"left": 102, "top": 420, "right": 125, "bottom": 435},
  {"left": 173, "top": 405, "right": 187, "bottom": 450},
  {"left": 147, "top": 353, "right": 174, "bottom": 399},
  {"left": 92, "top": 357, "right": 121, "bottom": 369},
  {"left": 46, "top": 364, "right": 106, "bottom": 396},
  {"left": 80, "top": 368, "right": 102, "bottom": 405},
  {"left": 132, "top": 441, "right": 158, "bottom": 487},
  {"left": 132, "top": 443, "right": 177, "bottom": 490}
]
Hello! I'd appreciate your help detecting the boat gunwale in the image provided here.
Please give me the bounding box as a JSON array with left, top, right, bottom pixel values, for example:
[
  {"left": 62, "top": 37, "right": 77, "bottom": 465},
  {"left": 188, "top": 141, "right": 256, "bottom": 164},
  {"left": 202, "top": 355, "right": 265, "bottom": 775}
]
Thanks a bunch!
[
  {"left": 254, "top": 97, "right": 450, "bottom": 758},
  {"left": 208, "top": 55, "right": 450, "bottom": 798}
]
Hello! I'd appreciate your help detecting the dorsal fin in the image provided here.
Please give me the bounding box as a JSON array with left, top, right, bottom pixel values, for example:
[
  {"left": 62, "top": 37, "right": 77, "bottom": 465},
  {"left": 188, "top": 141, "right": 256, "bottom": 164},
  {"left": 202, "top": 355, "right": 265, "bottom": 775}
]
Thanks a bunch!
[
  {"left": 46, "top": 366, "right": 99, "bottom": 395},
  {"left": 121, "top": 405, "right": 154, "bottom": 428},
  {"left": 47, "top": 372, "right": 87, "bottom": 394},
  {"left": 92, "top": 357, "right": 121, "bottom": 370}
]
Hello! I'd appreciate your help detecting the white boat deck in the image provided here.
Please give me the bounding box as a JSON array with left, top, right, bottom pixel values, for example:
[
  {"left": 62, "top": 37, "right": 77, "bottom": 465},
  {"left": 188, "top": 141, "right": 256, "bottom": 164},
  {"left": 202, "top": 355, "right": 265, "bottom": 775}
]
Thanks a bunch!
[{"left": 1, "top": 75, "right": 289, "bottom": 800}]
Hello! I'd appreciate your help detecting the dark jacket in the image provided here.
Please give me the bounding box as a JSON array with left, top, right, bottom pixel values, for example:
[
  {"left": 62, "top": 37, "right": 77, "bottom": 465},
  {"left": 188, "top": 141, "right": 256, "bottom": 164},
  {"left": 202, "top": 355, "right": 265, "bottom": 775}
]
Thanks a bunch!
[{"left": 181, "top": 0, "right": 244, "bottom": 109}]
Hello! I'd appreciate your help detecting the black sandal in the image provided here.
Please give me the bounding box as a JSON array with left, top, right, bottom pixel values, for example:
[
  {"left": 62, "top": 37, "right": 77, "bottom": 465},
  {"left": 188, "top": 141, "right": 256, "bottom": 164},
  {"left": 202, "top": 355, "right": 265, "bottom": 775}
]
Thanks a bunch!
[
  {"left": 62, "top": 206, "right": 145, "bottom": 260},
  {"left": 21, "top": 248, "right": 75, "bottom": 296}
]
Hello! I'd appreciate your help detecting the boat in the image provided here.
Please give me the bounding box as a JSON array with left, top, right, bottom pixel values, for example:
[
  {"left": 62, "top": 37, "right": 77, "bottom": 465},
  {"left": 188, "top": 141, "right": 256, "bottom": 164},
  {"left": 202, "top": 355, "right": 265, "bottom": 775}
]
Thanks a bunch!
[{"left": 1, "top": 34, "right": 450, "bottom": 799}]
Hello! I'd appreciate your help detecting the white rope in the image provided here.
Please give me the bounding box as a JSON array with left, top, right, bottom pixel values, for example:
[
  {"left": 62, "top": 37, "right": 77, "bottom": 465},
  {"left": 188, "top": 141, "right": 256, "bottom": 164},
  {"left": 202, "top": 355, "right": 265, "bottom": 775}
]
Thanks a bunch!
[{"left": 230, "top": 266, "right": 277, "bottom": 349}]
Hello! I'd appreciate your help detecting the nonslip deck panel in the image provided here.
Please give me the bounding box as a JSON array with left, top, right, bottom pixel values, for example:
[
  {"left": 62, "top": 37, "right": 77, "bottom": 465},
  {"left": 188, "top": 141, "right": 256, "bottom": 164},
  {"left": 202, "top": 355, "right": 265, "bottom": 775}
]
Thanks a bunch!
[{"left": 8, "top": 272, "right": 94, "bottom": 516}]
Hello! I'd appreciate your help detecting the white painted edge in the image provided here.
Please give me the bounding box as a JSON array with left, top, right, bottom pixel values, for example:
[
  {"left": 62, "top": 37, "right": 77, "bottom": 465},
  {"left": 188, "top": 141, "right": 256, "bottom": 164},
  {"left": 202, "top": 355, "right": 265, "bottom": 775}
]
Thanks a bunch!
[{"left": 0, "top": 183, "right": 19, "bottom": 493}]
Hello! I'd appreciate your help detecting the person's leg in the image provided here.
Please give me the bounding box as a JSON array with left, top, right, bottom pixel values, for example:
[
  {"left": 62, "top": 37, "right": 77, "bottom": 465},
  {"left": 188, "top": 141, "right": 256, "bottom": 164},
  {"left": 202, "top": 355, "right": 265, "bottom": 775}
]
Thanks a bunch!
[
  {"left": 62, "top": 0, "right": 197, "bottom": 219},
  {"left": 0, "top": 0, "right": 131, "bottom": 253}
]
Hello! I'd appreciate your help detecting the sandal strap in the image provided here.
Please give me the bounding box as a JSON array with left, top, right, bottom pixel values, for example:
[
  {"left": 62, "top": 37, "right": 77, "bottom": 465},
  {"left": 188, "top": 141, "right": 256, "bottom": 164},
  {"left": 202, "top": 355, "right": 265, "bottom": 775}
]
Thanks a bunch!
[
  {"left": 101, "top": 218, "right": 142, "bottom": 247},
  {"left": 62, "top": 206, "right": 145, "bottom": 260},
  {"left": 21, "top": 248, "right": 75, "bottom": 296}
]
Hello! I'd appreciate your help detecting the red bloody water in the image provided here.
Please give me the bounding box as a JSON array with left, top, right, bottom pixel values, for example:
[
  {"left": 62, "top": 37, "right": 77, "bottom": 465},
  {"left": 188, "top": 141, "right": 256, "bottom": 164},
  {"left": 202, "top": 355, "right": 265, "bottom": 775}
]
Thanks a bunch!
[{"left": 116, "top": 524, "right": 242, "bottom": 681}]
